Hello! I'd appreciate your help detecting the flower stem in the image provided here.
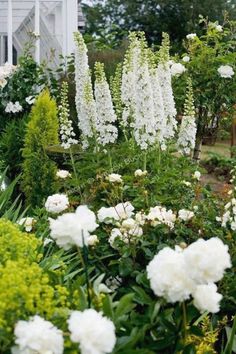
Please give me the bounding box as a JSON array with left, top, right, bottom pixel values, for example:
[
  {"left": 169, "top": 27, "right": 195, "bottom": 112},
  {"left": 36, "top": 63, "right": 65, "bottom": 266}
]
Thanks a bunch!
[
  {"left": 77, "top": 241, "right": 91, "bottom": 308},
  {"left": 182, "top": 302, "right": 187, "bottom": 345},
  {"left": 69, "top": 148, "right": 78, "bottom": 182}
]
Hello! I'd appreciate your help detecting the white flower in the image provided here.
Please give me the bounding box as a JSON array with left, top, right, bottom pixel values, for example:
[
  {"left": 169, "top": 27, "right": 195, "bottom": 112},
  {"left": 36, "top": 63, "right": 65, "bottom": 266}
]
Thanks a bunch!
[
  {"left": 49, "top": 205, "right": 98, "bottom": 250},
  {"left": 186, "top": 33, "right": 197, "bottom": 40},
  {"left": 170, "top": 63, "right": 186, "bottom": 77},
  {"left": 215, "top": 25, "right": 223, "bottom": 32},
  {"left": 182, "top": 56, "right": 190, "bottom": 62},
  {"left": 43, "top": 237, "right": 54, "bottom": 246},
  {"left": 98, "top": 202, "right": 134, "bottom": 224},
  {"left": 182, "top": 180, "right": 191, "bottom": 187},
  {"left": 88, "top": 234, "right": 99, "bottom": 246},
  {"left": 193, "top": 283, "right": 222, "bottom": 313},
  {"left": 134, "top": 169, "right": 147, "bottom": 177},
  {"left": 18, "top": 217, "right": 35, "bottom": 232},
  {"left": 147, "top": 247, "right": 195, "bottom": 303},
  {"left": 183, "top": 237, "right": 231, "bottom": 284},
  {"left": 5, "top": 101, "right": 23, "bottom": 114},
  {"left": 107, "top": 173, "right": 122, "bottom": 183},
  {"left": 45, "top": 194, "right": 69, "bottom": 214},
  {"left": 146, "top": 206, "right": 176, "bottom": 229},
  {"left": 68, "top": 309, "right": 116, "bottom": 354},
  {"left": 0, "top": 78, "right": 7, "bottom": 88},
  {"left": 25, "top": 96, "right": 36, "bottom": 105},
  {"left": 56, "top": 169, "right": 71, "bottom": 179},
  {"left": 218, "top": 65, "right": 234, "bottom": 79},
  {"left": 13, "top": 315, "right": 63, "bottom": 354},
  {"left": 193, "top": 171, "right": 201, "bottom": 180},
  {"left": 178, "top": 209, "right": 194, "bottom": 221},
  {"left": 109, "top": 228, "right": 123, "bottom": 247}
]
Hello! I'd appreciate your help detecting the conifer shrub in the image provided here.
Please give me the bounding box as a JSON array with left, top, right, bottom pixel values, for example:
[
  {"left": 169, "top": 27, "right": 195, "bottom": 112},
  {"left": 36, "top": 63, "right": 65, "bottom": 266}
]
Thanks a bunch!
[{"left": 21, "top": 90, "right": 59, "bottom": 207}]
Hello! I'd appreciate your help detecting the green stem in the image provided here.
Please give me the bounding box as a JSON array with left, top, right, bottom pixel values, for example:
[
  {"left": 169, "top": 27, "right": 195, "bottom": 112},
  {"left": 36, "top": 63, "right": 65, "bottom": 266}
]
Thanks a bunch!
[
  {"left": 108, "top": 150, "right": 113, "bottom": 172},
  {"left": 77, "top": 242, "right": 91, "bottom": 308},
  {"left": 69, "top": 148, "right": 78, "bottom": 182},
  {"left": 143, "top": 151, "right": 147, "bottom": 171},
  {"left": 182, "top": 302, "right": 187, "bottom": 345},
  {"left": 224, "top": 315, "right": 236, "bottom": 354}
]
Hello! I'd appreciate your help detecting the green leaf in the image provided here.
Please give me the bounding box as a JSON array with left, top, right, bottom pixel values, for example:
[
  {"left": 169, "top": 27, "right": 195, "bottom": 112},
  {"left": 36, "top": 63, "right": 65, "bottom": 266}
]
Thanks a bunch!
[{"left": 115, "top": 293, "right": 135, "bottom": 318}]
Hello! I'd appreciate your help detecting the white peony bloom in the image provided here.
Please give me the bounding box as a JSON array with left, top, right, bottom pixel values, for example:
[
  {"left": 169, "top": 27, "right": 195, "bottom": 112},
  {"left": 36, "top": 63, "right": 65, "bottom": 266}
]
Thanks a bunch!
[
  {"left": 68, "top": 309, "right": 116, "bottom": 354},
  {"left": 218, "top": 65, "right": 234, "bottom": 79},
  {"left": 193, "top": 171, "right": 201, "bottom": 180},
  {"left": 134, "top": 169, "right": 147, "bottom": 177},
  {"left": 147, "top": 247, "right": 195, "bottom": 303},
  {"left": 98, "top": 202, "right": 134, "bottom": 224},
  {"left": 107, "top": 173, "right": 123, "bottom": 183},
  {"left": 88, "top": 234, "right": 99, "bottom": 246},
  {"left": 45, "top": 194, "right": 69, "bottom": 214},
  {"left": 186, "top": 33, "right": 197, "bottom": 40},
  {"left": 193, "top": 283, "right": 222, "bottom": 313},
  {"left": 13, "top": 315, "right": 64, "bottom": 354},
  {"left": 184, "top": 237, "right": 231, "bottom": 284},
  {"left": 18, "top": 217, "right": 35, "bottom": 232},
  {"left": 182, "top": 56, "right": 190, "bottom": 62},
  {"left": 56, "top": 169, "right": 71, "bottom": 179},
  {"left": 170, "top": 63, "right": 186, "bottom": 77},
  {"left": 25, "top": 96, "right": 36, "bottom": 105},
  {"left": 178, "top": 209, "right": 194, "bottom": 221},
  {"left": 49, "top": 205, "right": 98, "bottom": 250}
]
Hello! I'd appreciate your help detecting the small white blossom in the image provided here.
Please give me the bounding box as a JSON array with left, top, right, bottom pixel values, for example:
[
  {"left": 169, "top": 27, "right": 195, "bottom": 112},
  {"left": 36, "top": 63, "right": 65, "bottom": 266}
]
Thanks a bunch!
[
  {"left": 182, "top": 180, "right": 191, "bottom": 187},
  {"left": 13, "top": 315, "right": 63, "bottom": 354},
  {"left": 178, "top": 209, "right": 194, "bottom": 221},
  {"left": 88, "top": 234, "right": 99, "bottom": 246},
  {"left": 218, "top": 65, "right": 234, "bottom": 79},
  {"left": 215, "top": 25, "right": 223, "bottom": 32},
  {"left": 25, "top": 96, "right": 36, "bottom": 105},
  {"left": 182, "top": 56, "right": 190, "bottom": 62},
  {"left": 186, "top": 33, "right": 197, "bottom": 40},
  {"left": 146, "top": 206, "right": 176, "bottom": 229},
  {"left": 68, "top": 309, "right": 116, "bottom": 354},
  {"left": 107, "top": 173, "right": 123, "bottom": 183},
  {"left": 193, "top": 283, "right": 222, "bottom": 313},
  {"left": 45, "top": 194, "right": 69, "bottom": 214},
  {"left": 56, "top": 169, "right": 71, "bottom": 179},
  {"left": 134, "top": 169, "right": 147, "bottom": 177},
  {"left": 5, "top": 101, "right": 23, "bottom": 114},
  {"left": 98, "top": 202, "right": 134, "bottom": 224},
  {"left": 193, "top": 171, "right": 201, "bottom": 181},
  {"left": 18, "top": 217, "right": 35, "bottom": 232}
]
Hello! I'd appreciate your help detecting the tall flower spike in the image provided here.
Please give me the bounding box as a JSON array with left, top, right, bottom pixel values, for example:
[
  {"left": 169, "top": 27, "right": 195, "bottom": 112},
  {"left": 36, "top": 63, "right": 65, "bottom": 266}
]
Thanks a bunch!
[
  {"left": 110, "top": 63, "right": 123, "bottom": 122},
  {"left": 58, "top": 81, "right": 78, "bottom": 149},
  {"left": 157, "top": 33, "right": 177, "bottom": 147},
  {"left": 177, "top": 77, "right": 197, "bottom": 155},
  {"left": 121, "top": 33, "right": 141, "bottom": 129},
  {"left": 74, "top": 32, "right": 96, "bottom": 149},
  {"left": 132, "top": 35, "right": 156, "bottom": 150},
  {"left": 94, "top": 62, "right": 118, "bottom": 146}
]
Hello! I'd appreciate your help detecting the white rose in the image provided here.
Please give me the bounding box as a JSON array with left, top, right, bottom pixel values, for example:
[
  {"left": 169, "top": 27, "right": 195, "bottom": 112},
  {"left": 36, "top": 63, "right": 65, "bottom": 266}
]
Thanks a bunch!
[
  {"left": 218, "top": 65, "right": 234, "bottom": 79},
  {"left": 107, "top": 173, "right": 123, "bottom": 183},
  {"left": 182, "top": 56, "right": 190, "bottom": 62},
  {"left": 56, "top": 169, "right": 71, "bottom": 179}
]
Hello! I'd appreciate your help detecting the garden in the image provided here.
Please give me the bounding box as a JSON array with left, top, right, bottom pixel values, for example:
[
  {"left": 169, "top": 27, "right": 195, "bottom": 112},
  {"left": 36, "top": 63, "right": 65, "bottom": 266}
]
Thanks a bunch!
[{"left": 0, "top": 13, "right": 236, "bottom": 354}]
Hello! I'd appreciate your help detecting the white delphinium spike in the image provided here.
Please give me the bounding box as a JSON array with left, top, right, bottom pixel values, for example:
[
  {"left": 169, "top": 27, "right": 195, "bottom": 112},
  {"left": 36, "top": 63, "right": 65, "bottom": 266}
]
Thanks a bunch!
[
  {"left": 157, "top": 33, "right": 177, "bottom": 146},
  {"left": 94, "top": 62, "right": 118, "bottom": 146},
  {"left": 177, "top": 78, "right": 197, "bottom": 155},
  {"left": 80, "top": 72, "right": 98, "bottom": 149},
  {"left": 58, "top": 81, "right": 78, "bottom": 149},
  {"left": 121, "top": 33, "right": 140, "bottom": 129},
  {"left": 132, "top": 36, "right": 157, "bottom": 150},
  {"left": 149, "top": 50, "right": 166, "bottom": 146}
]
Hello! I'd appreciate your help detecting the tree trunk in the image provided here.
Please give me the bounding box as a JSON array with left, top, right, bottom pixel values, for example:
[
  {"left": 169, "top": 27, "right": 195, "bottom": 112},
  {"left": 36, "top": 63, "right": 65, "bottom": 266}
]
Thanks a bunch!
[{"left": 193, "top": 138, "right": 202, "bottom": 162}]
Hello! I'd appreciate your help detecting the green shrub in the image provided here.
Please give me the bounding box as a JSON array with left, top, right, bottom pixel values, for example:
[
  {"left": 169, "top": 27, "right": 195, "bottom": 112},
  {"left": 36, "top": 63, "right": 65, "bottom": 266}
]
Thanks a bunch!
[{"left": 21, "top": 90, "right": 59, "bottom": 207}]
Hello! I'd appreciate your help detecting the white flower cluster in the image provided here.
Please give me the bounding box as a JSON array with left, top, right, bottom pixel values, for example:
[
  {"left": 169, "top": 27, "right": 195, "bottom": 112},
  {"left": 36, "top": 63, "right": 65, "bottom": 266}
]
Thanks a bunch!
[
  {"left": 0, "top": 62, "right": 16, "bottom": 88},
  {"left": 193, "top": 170, "right": 201, "bottom": 180},
  {"left": 49, "top": 205, "right": 98, "bottom": 249},
  {"left": 147, "top": 237, "right": 231, "bottom": 313},
  {"left": 186, "top": 33, "right": 197, "bottom": 40},
  {"left": 146, "top": 205, "right": 176, "bottom": 229},
  {"left": 107, "top": 173, "right": 123, "bottom": 183},
  {"left": 25, "top": 96, "right": 36, "bottom": 105},
  {"left": 95, "top": 62, "right": 118, "bottom": 146},
  {"left": 45, "top": 194, "right": 69, "bottom": 214},
  {"left": 12, "top": 315, "right": 64, "bottom": 354},
  {"left": 218, "top": 65, "right": 234, "bottom": 79},
  {"left": 5, "top": 101, "right": 23, "bottom": 114},
  {"left": 68, "top": 309, "right": 116, "bottom": 354},
  {"left": 134, "top": 169, "right": 147, "bottom": 177},
  {"left": 59, "top": 81, "right": 78, "bottom": 149},
  {"left": 177, "top": 78, "right": 197, "bottom": 155},
  {"left": 178, "top": 209, "right": 194, "bottom": 221},
  {"left": 98, "top": 201, "right": 134, "bottom": 224}
]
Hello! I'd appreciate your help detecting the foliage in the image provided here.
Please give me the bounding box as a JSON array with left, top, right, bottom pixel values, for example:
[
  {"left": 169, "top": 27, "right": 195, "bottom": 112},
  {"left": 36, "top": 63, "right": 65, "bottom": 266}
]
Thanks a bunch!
[
  {"left": 82, "top": 0, "right": 236, "bottom": 48},
  {"left": 21, "top": 90, "right": 59, "bottom": 207}
]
